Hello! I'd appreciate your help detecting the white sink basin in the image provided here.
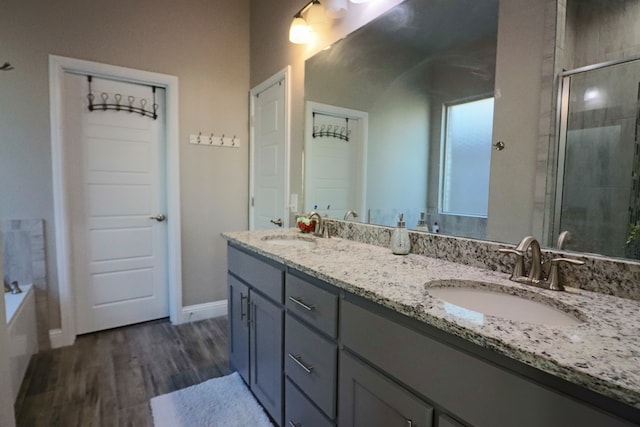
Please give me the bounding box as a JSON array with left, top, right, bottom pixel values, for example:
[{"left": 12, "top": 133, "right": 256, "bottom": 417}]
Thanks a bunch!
[
  {"left": 261, "top": 235, "right": 317, "bottom": 246},
  {"left": 425, "top": 280, "right": 582, "bottom": 326}
]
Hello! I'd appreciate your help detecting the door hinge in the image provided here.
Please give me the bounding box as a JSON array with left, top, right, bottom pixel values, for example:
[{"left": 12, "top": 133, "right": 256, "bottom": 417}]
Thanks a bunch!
[{"left": 251, "top": 197, "right": 254, "bottom": 207}]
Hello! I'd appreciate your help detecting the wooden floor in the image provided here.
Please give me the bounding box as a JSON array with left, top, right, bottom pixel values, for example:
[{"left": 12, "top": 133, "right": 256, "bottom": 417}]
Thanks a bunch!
[{"left": 14, "top": 317, "right": 230, "bottom": 427}]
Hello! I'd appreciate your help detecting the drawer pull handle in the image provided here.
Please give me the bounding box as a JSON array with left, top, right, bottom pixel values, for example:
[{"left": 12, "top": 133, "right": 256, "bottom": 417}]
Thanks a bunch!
[
  {"left": 289, "top": 296, "right": 315, "bottom": 311},
  {"left": 240, "top": 293, "right": 248, "bottom": 322},
  {"left": 288, "top": 353, "right": 314, "bottom": 374},
  {"left": 406, "top": 420, "right": 413, "bottom": 427},
  {"left": 288, "top": 422, "right": 302, "bottom": 427}
]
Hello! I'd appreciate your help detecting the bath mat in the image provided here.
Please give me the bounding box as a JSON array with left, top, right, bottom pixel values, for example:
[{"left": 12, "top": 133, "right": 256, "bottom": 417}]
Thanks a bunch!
[{"left": 150, "top": 372, "right": 272, "bottom": 427}]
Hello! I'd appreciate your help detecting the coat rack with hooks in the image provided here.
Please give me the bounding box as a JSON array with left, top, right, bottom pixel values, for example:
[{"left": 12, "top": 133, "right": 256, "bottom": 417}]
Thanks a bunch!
[
  {"left": 189, "top": 132, "right": 240, "bottom": 148},
  {"left": 312, "top": 112, "right": 351, "bottom": 142}
]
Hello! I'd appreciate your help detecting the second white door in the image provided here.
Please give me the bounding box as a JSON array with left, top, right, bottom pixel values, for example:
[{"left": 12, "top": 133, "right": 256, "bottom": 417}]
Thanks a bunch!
[
  {"left": 251, "top": 76, "right": 288, "bottom": 230},
  {"left": 63, "top": 73, "right": 169, "bottom": 334}
]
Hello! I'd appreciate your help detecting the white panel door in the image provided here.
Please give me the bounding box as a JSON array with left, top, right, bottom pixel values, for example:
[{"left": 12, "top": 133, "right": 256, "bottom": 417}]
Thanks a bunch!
[
  {"left": 305, "top": 102, "right": 367, "bottom": 219},
  {"left": 252, "top": 80, "right": 287, "bottom": 229},
  {"left": 64, "top": 73, "right": 168, "bottom": 334}
]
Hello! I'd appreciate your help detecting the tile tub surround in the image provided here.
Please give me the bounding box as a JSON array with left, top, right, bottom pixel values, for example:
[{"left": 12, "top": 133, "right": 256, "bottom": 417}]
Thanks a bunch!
[
  {"left": 0, "top": 219, "right": 49, "bottom": 350},
  {"left": 222, "top": 228, "right": 640, "bottom": 410},
  {"left": 329, "top": 219, "right": 640, "bottom": 302}
]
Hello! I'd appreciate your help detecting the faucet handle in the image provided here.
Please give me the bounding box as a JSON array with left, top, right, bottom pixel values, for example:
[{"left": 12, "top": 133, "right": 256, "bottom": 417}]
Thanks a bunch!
[
  {"left": 546, "top": 257, "right": 585, "bottom": 291},
  {"left": 498, "top": 248, "right": 525, "bottom": 279}
]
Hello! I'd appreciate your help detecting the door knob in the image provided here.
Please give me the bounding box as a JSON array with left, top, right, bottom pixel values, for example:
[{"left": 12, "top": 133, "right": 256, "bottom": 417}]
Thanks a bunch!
[
  {"left": 270, "top": 218, "right": 283, "bottom": 227},
  {"left": 149, "top": 214, "right": 166, "bottom": 222}
]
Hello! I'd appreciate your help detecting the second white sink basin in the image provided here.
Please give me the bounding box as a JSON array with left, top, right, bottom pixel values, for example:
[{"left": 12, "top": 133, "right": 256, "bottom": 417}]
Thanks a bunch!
[{"left": 426, "top": 280, "right": 583, "bottom": 326}]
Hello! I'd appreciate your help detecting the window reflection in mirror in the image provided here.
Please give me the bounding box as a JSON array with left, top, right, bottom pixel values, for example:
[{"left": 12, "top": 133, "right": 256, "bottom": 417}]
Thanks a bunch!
[{"left": 440, "top": 96, "right": 494, "bottom": 218}]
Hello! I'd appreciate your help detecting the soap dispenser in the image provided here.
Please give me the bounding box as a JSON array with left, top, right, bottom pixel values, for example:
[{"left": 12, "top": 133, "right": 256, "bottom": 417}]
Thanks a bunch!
[
  {"left": 391, "top": 213, "right": 411, "bottom": 255},
  {"left": 415, "top": 212, "right": 430, "bottom": 232}
]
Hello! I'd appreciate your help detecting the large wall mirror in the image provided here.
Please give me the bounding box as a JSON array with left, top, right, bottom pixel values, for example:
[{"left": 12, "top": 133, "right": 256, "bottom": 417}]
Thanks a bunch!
[{"left": 303, "top": 0, "right": 640, "bottom": 261}]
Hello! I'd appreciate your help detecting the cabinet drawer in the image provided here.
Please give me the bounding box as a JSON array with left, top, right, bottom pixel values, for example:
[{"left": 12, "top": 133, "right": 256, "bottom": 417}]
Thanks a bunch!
[
  {"left": 228, "top": 245, "right": 283, "bottom": 303},
  {"left": 286, "top": 272, "right": 338, "bottom": 338},
  {"left": 285, "top": 314, "right": 337, "bottom": 419},
  {"left": 285, "top": 379, "right": 334, "bottom": 427}
]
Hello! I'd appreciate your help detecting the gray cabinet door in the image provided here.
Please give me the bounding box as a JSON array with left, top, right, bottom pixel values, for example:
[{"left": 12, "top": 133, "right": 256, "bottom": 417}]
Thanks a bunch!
[
  {"left": 229, "top": 275, "right": 250, "bottom": 384},
  {"left": 339, "top": 351, "right": 433, "bottom": 427},
  {"left": 250, "top": 291, "right": 284, "bottom": 426}
]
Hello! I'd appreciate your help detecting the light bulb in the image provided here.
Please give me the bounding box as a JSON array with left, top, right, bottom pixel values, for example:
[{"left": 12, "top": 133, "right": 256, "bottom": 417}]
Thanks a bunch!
[{"left": 289, "top": 16, "right": 311, "bottom": 44}]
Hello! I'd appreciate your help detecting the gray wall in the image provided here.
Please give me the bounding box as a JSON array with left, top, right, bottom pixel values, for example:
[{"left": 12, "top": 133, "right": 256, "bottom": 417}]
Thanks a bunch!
[
  {"left": 486, "top": 0, "right": 548, "bottom": 243},
  {"left": 0, "top": 0, "right": 250, "bottom": 329}
]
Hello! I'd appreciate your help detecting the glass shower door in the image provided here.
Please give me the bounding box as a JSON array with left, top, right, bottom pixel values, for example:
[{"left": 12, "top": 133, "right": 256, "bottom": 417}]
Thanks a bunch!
[{"left": 555, "top": 59, "right": 640, "bottom": 259}]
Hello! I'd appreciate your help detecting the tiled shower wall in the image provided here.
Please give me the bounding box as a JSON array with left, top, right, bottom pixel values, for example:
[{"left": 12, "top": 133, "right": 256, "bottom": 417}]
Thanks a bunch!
[{"left": 1, "top": 220, "right": 49, "bottom": 349}]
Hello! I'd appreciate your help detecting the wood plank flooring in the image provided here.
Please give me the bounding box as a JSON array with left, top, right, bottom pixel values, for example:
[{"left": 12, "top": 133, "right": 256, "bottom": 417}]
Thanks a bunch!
[{"left": 14, "top": 317, "right": 230, "bottom": 427}]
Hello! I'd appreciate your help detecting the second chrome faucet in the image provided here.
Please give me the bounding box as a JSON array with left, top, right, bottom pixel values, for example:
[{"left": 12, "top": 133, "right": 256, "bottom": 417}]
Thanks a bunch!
[
  {"left": 307, "top": 211, "right": 330, "bottom": 238},
  {"left": 499, "top": 235, "right": 584, "bottom": 291}
]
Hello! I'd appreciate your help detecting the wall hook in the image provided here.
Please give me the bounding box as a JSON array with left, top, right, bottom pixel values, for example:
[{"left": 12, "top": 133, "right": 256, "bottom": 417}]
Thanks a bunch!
[
  {"left": 0, "top": 62, "right": 14, "bottom": 71},
  {"left": 493, "top": 141, "right": 505, "bottom": 151}
]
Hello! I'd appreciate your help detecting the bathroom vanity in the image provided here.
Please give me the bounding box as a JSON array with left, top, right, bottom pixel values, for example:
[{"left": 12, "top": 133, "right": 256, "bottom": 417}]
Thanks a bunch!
[{"left": 224, "top": 227, "right": 640, "bottom": 427}]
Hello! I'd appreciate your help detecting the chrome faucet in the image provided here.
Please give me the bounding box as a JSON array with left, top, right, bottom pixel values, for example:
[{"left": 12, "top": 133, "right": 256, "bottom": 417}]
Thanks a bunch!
[
  {"left": 499, "top": 236, "right": 584, "bottom": 291},
  {"left": 556, "top": 231, "right": 571, "bottom": 249},
  {"left": 307, "top": 211, "right": 329, "bottom": 238},
  {"left": 517, "top": 236, "right": 543, "bottom": 282},
  {"left": 499, "top": 235, "right": 542, "bottom": 282},
  {"left": 343, "top": 210, "right": 359, "bottom": 221}
]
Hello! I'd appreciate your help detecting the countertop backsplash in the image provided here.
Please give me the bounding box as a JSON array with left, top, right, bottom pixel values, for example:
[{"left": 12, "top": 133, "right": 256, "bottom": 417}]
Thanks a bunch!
[{"left": 328, "top": 219, "right": 640, "bottom": 302}]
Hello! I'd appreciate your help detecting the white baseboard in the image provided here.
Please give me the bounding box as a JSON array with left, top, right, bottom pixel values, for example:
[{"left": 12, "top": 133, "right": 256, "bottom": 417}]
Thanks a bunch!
[
  {"left": 48, "top": 328, "right": 66, "bottom": 349},
  {"left": 180, "top": 299, "right": 228, "bottom": 323}
]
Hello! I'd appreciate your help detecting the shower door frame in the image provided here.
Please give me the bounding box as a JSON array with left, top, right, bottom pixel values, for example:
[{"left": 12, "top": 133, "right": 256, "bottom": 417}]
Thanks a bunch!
[{"left": 552, "top": 55, "right": 640, "bottom": 241}]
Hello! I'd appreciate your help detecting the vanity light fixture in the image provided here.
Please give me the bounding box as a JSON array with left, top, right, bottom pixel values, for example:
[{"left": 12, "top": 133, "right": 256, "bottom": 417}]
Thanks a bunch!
[
  {"left": 290, "top": 0, "right": 341, "bottom": 45},
  {"left": 307, "top": 0, "right": 328, "bottom": 32},
  {"left": 289, "top": 14, "right": 311, "bottom": 44},
  {"left": 289, "top": 0, "right": 320, "bottom": 44}
]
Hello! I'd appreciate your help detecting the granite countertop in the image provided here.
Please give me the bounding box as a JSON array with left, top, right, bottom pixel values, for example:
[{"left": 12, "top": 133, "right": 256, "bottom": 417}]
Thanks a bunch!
[{"left": 222, "top": 228, "right": 640, "bottom": 409}]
